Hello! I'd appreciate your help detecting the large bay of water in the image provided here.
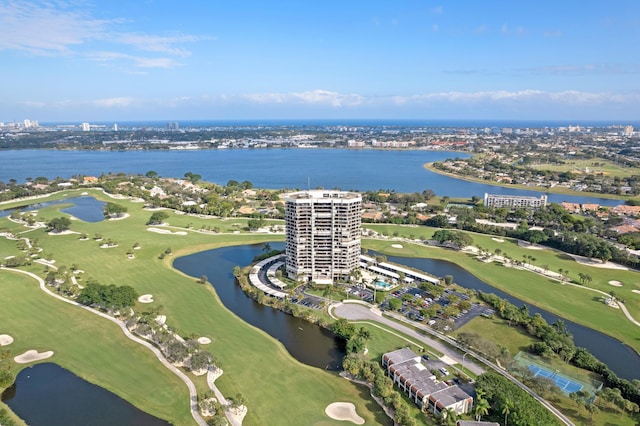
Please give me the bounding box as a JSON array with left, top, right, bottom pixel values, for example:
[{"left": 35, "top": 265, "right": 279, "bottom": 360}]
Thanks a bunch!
[{"left": 0, "top": 149, "right": 623, "bottom": 206}]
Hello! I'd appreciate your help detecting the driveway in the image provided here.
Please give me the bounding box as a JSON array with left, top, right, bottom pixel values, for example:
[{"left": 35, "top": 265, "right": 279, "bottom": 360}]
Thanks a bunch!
[{"left": 332, "top": 303, "right": 485, "bottom": 375}]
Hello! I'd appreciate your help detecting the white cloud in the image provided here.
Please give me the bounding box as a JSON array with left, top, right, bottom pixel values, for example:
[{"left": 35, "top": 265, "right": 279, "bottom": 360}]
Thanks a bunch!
[
  {"left": 430, "top": 6, "right": 444, "bottom": 15},
  {"left": 521, "top": 63, "right": 640, "bottom": 75},
  {"left": 114, "top": 33, "right": 210, "bottom": 57},
  {"left": 241, "top": 90, "right": 365, "bottom": 107},
  {"left": 0, "top": 0, "right": 111, "bottom": 54},
  {"left": 0, "top": 0, "right": 206, "bottom": 69},
  {"left": 86, "top": 51, "right": 180, "bottom": 68},
  {"left": 394, "top": 90, "right": 640, "bottom": 105},
  {"left": 92, "top": 97, "right": 136, "bottom": 108},
  {"left": 20, "top": 100, "right": 46, "bottom": 108}
]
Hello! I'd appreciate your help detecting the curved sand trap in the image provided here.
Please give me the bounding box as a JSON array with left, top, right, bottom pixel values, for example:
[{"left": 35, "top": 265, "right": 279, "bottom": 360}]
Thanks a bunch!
[
  {"left": 147, "top": 227, "right": 187, "bottom": 236},
  {"left": 492, "top": 237, "right": 505, "bottom": 242},
  {"left": 632, "top": 289, "right": 640, "bottom": 294},
  {"left": 0, "top": 334, "right": 14, "bottom": 346},
  {"left": 391, "top": 244, "right": 403, "bottom": 248},
  {"left": 14, "top": 349, "right": 54, "bottom": 364},
  {"left": 198, "top": 337, "right": 212, "bottom": 345},
  {"left": 325, "top": 402, "right": 364, "bottom": 425},
  {"left": 608, "top": 280, "right": 623, "bottom": 287},
  {"left": 138, "top": 294, "right": 154, "bottom": 303}
]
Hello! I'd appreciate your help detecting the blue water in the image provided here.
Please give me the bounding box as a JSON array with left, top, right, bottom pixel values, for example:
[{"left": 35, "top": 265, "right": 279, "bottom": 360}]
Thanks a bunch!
[
  {"left": 0, "top": 149, "right": 624, "bottom": 206},
  {"left": 0, "top": 196, "right": 105, "bottom": 222},
  {"left": 1, "top": 363, "right": 170, "bottom": 426}
]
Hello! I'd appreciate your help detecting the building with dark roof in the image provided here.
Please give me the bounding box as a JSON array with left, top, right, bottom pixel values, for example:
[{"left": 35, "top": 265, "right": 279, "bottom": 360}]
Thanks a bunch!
[{"left": 382, "top": 348, "right": 473, "bottom": 416}]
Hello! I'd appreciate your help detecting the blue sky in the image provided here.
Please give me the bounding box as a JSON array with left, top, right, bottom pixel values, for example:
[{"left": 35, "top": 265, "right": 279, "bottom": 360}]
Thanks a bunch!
[{"left": 1, "top": 0, "right": 639, "bottom": 121}]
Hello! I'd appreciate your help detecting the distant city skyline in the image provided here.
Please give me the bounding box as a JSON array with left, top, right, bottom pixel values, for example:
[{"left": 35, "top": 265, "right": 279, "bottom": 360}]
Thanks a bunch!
[{"left": 1, "top": 0, "right": 639, "bottom": 121}]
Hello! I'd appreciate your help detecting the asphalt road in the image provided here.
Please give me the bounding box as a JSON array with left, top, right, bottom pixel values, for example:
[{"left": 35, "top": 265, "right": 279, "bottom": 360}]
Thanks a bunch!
[{"left": 332, "top": 302, "right": 485, "bottom": 375}]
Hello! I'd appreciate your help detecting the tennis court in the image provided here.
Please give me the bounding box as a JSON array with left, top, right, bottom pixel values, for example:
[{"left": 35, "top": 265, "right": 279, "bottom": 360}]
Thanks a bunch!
[{"left": 528, "top": 364, "right": 584, "bottom": 394}]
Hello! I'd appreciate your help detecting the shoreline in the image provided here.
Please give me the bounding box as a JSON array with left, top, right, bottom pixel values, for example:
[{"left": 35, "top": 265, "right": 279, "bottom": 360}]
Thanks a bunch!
[{"left": 423, "top": 162, "right": 634, "bottom": 201}]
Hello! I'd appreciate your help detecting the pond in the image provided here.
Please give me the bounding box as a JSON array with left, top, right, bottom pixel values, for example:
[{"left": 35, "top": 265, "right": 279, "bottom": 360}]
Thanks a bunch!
[
  {"left": 0, "top": 195, "right": 105, "bottom": 223},
  {"left": 172, "top": 242, "right": 346, "bottom": 370},
  {"left": 1, "top": 363, "right": 170, "bottom": 426}
]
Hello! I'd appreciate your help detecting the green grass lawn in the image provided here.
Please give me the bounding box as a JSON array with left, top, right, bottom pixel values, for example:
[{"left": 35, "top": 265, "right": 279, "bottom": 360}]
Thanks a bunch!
[
  {"left": 0, "top": 189, "right": 390, "bottom": 426},
  {"left": 3, "top": 189, "right": 639, "bottom": 426},
  {"left": 529, "top": 158, "right": 639, "bottom": 179},
  {"left": 423, "top": 162, "right": 638, "bottom": 201},
  {"left": 0, "top": 270, "right": 191, "bottom": 425},
  {"left": 452, "top": 316, "right": 534, "bottom": 357},
  {"left": 362, "top": 225, "right": 640, "bottom": 355}
]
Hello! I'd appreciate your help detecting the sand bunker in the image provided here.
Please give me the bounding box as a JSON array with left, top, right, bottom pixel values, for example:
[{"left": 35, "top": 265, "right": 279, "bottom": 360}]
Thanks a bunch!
[
  {"left": 325, "top": 402, "right": 364, "bottom": 425},
  {"left": 518, "top": 241, "right": 544, "bottom": 250},
  {"left": 608, "top": 280, "right": 623, "bottom": 287},
  {"left": 492, "top": 238, "right": 505, "bottom": 242},
  {"left": 14, "top": 350, "right": 54, "bottom": 363},
  {"left": 0, "top": 334, "right": 14, "bottom": 346},
  {"left": 198, "top": 337, "right": 212, "bottom": 345},
  {"left": 147, "top": 227, "right": 187, "bottom": 236},
  {"left": 156, "top": 315, "right": 167, "bottom": 325},
  {"left": 632, "top": 290, "right": 640, "bottom": 294},
  {"left": 138, "top": 294, "right": 154, "bottom": 303},
  {"left": 391, "top": 244, "right": 403, "bottom": 249},
  {"left": 48, "top": 230, "right": 80, "bottom": 236}
]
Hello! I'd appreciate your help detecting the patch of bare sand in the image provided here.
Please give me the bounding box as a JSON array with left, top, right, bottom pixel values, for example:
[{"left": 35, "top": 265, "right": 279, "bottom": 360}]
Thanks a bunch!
[
  {"left": 517, "top": 241, "right": 544, "bottom": 250},
  {"left": 609, "top": 280, "right": 623, "bottom": 287},
  {"left": 138, "top": 294, "right": 154, "bottom": 303},
  {"left": 0, "top": 334, "right": 14, "bottom": 346},
  {"left": 14, "top": 349, "right": 54, "bottom": 363},
  {"left": 147, "top": 227, "right": 187, "bottom": 236},
  {"left": 325, "top": 402, "right": 364, "bottom": 425},
  {"left": 197, "top": 337, "right": 212, "bottom": 345},
  {"left": 566, "top": 253, "right": 629, "bottom": 270},
  {"left": 48, "top": 230, "right": 80, "bottom": 236}
]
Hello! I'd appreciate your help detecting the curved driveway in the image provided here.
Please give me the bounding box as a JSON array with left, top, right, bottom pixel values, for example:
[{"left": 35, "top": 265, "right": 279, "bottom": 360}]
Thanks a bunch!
[
  {"left": 332, "top": 302, "right": 574, "bottom": 426},
  {"left": 332, "top": 302, "right": 485, "bottom": 375}
]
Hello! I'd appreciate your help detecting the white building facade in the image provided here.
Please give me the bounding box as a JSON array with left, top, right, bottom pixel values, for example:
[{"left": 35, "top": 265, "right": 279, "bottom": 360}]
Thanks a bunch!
[
  {"left": 483, "top": 192, "right": 547, "bottom": 209},
  {"left": 285, "top": 190, "right": 361, "bottom": 284}
]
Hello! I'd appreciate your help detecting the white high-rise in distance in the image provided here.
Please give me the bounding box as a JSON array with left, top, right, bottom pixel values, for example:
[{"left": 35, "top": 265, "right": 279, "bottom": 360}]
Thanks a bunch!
[{"left": 285, "top": 190, "right": 361, "bottom": 285}]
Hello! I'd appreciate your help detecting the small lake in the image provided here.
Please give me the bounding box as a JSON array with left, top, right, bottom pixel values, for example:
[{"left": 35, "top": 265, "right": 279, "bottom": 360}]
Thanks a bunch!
[
  {"left": 172, "top": 242, "right": 346, "bottom": 370},
  {"left": 0, "top": 195, "right": 105, "bottom": 223},
  {"left": 175, "top": 244, "right": 639, "bottom": 381},
  {"left": 1, "top": 363, "right": 170, "bottom": 426}
]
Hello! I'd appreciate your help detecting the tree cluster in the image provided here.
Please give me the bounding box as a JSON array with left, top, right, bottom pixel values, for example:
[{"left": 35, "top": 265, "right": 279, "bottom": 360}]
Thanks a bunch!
[
  {"left": 475, "top": 371, "right": 562, "bottom": 426},
  {"left": 478, "top": 292, "right": 640, "bottom": 405},
  {"left": 77, "top": 282, "right": 138, "bottom": 311},
  {"left": 47, "top": 216, "right": 71, "bottom": 232}
]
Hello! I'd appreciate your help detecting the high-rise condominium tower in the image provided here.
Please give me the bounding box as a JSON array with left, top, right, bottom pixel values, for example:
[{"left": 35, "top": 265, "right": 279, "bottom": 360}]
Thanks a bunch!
[{"left": 285, "top": 190, "right": 361, "bottom": 284}]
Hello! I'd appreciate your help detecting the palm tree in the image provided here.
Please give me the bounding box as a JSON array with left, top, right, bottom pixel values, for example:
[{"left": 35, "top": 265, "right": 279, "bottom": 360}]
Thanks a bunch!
[
  {"left": 438, "top": 407, "right": 457, "bottom": 426},
  {"left": 502, "top": 398, "right": 514, "bottom": 426},
  {"left": 474, "top": 397, "right": 490, "bottom": 421}
]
